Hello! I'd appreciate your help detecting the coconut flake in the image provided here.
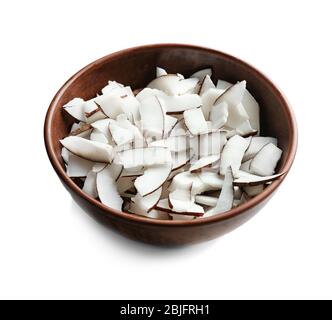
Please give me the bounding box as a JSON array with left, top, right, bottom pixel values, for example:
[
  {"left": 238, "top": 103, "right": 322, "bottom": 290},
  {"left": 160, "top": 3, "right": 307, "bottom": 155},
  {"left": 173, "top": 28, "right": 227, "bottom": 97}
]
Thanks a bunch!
[
  {"left": 195, "top": 195, "right": 218, "bottom": 207},
  {"left": 118, "top": 147, "right": 171, "bottom": 169},
  {"left": 233, "top": 171, "right": 285, "bottom": 186},
  {"left": 219, "top": 135, "right": 250, "bottom": 177},
  {"left": 63, "top": 98, "right": 86, "bottom": 122},
  {"left": 60, "top": 136, "right": 114, "bottom": 163},
  {"left": 209, "top": 101, "right": 228, "bottom": 129},
  {"left": 211, "top": 166, "right": 234, "bottom": 214},
  {"left": 156, "top": 67, "right": 167, "bottom": 77},
  {"left": 135, "top": 163, "right": 172, "bottom": 196},
  {"left": 139, "top": 96, "right": 165, "bottom": 140},
  {"left": 66, "top": 153, "right": 94, "bottom": 177},
  {"left": 189, "top": 154, "right": 220, "bottom": 172},
  {"left": 96, "top": 165, "right": 123, "bottom": 211},
  {"left": 190, "top": 68, "right": 212, "bottom": 82},
  {"left": 250, "top": 143, "right": 283, "bottom": 176},
  {"left": 243, "top": 136, "right": 278, "bottom": 162},
  {"left": 184, "top": 107, "right": 208, "bottom": 135},
  {"left": 132, "top": 187, "right": 162, "bottom": 212},
  {"left": 162, "top": 94, "right": 202, "bottom": 114},
  {"left": 82, "top": 171, "right": 98, "bottom": 198},
  {"left": 199, "top": 75, "right": 215, "bottom": 95}
]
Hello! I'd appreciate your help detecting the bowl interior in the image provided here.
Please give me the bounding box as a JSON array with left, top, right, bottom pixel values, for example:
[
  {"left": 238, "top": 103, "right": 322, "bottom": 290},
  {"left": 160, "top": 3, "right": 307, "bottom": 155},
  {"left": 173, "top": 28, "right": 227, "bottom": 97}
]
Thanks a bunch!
[{"left": 48, "top": 44, "right": 295, "bottom": 203}]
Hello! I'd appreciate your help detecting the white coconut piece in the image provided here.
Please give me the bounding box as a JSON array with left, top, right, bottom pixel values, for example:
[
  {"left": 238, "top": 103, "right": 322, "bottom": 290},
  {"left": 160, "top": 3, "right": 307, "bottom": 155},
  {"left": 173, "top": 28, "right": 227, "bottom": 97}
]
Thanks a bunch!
[
  {"left": 250, "top": 143, "right": 283, "bottom": 176},
  {"left": 132, "top": 187, "right": 162, "bottom": 212},
  {"left": 171, "top": 150, "right": 190, "bottom": 170},
  {"left": 92, "top": 163, "right": 107, "bottom": 173},
  {"left": 189, "top": 154, "right": 220, "bottom": 172},
  {"left": 168, "top": 188, "right": 191, "bottom": 211},
  {"left": 197, "top": 171, "right": 224, "bottom": 189},
  {"left": 154, "top": 200, "right": 189, "bottom": 218},
  {"left": 162, "top": 94, "right": 202, "bottom": 114},
  {"left": 118, "top": 147, "right": 171, "bottom": 169},
  {"left": 225, "top": 103, "right": 250, "bottom": 129},
  {"left": 184, "top": 107, "right": 208, "bottom": 135},
  {"left": 96, "top": 165, "right": 123, "bottom": 211},
  {"left": 121, "top": 96, "right": 141, "bottom": 123},
  {"left": 156, "top": 66, "right": 167, "bottom": 77},
  {"left": 164, "top": 115, "right": 178, "bottom": 138},
  {"left": 104, "top": 86, "right": 133, "bottom": 98},
  {"left": 243, "top": 184, "right": 264, "bottom": 197},
  {"left": 69, "top": 123, "right": 92, "bottom": 138},
  {"left": 190, "top": 68, "right": 212, "bottom": 82},
  {"left": 242, "top": 90, "right": 260, "bottom": 132},
  {"left": 213, "top": 81, "right": 249, "bottom": 129},
  {"left": 70, "top": 122, "right": 81, "bottom": 133},
  {"left": 169, "top": 171, "right": 209, "bottom": 196},
  {"left": 236, "top": 120, "right": 258, "bottom": 137},
  {"left": 178, "top": 78, "right": 200, "bottom": 94},
  {"left": 201, "top": 88, "right": 225, "bottom": 119},
  {"left": 212, "top": 166, "right": 234, "bottom": 214},
  {"left": 90, "top": 119, "right": 113, "bottom": 143},
  {"left": 94, "top": 93, "right": 124, "bottom": 119},
  {"left": 139, "top": 96, "right": 165, "bottom": 140},
  {"left": 115, "top": 114, "right": 144, "bottom": 146},
  {"left": 216, "top": 79, "right": 231, "bottom": 90},
  {"left": 220, "top": 135, "right": 250, "bottom": 177},
  {"left": 60, "top": 136, "right": 114, "bottom": 163},
  {"left": 108, "top": 118, "right": 135, "bottom": 146},
  {"left": 63, "top": 98, "right": 86, "bottom": 122},
  {"left": 169, "top": 188, "right": 204, "bottom": 215},
  {"left": 169, "top": 171, "right": 194, "bottom": 191},
  {"left": 169, "top": 118, "right": 187, "bottom": 137},
  {"left": 84, "top": 100, "right": 107, "bottom": 124},
  {"left": 156, "top": 197, "right": 204, "bottom": 217},
  {"left": 135, "top": 163, "right": 172, "bottom": 196},
  {"left": 135, "top": 88, "right": 167, "bottom": 102},
  {"left": 199, "top": 75, "right": 215, "bottom": 95},
  {"left": 243, "top": 136, "right": 278, "bottom": 161},
  {"left": 82, "top": 171, "right": 98, "bottom": 198},
  {"left": 217, "top": 80, "right": 260, "bottom": 132},
  {"left": 233, "top": 171, "right": 285, "bottom": 186},
  {"left": 66, "top": 153, "right": 94, "bottom": 177},
  {"left": 195, "top": 195, "right": 218, "bottom": 207},
  {"left": 190, "top": 131, "right": 227, "bottom": 159},
  {"left": 101, "top": 80, "right": 124, "bottom": 95},
  {"left": 61, "top": 147, "right": 70, "bottom": 164},
  {"left": 129, "top": 202, "right": 170, "bottom": 220},
  {"left": 214, "top": 80, "right": 246, "bottom": 107},
  {"left": 147, "top": 74, "right": 182, "bottom": 95},
  {"left": 90, "top": 129, "right": 109, "bottom": 144},
  {"left": 151, "top": 135, "right": 189, "bottom": 152},
  {"left": 240, "top": 159, "right": 252, "bottom": 172},
  {"left": 209, "top": 101, "right": 228, "bottom": 129}
]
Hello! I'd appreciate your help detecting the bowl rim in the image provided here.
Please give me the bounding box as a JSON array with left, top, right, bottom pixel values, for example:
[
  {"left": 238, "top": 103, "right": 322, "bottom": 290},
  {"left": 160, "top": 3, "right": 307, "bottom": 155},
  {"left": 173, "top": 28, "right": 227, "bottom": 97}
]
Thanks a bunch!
[{"left": 44, "top": 43, "right": 298, "bottom": 227}]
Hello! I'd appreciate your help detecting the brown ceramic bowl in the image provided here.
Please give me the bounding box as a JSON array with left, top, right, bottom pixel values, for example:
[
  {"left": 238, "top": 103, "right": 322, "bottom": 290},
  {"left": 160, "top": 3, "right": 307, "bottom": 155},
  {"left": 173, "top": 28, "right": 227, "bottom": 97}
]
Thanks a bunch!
[{"left": 44, "top": 44, "right": 297, "bottom": 246}]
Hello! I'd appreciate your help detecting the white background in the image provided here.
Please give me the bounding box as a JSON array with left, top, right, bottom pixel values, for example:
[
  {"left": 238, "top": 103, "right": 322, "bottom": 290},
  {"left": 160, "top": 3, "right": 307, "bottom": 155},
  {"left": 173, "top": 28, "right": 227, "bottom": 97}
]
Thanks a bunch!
[{"left": 0, "top": 0, "right": 331, "bottom": 300}]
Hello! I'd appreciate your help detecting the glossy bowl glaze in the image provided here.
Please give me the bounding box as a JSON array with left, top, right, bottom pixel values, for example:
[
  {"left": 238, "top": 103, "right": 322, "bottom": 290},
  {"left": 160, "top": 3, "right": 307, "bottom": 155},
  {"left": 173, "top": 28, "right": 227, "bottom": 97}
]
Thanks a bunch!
[{"left": 44, "top": 44, "right": 297, "bottom": 245}]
